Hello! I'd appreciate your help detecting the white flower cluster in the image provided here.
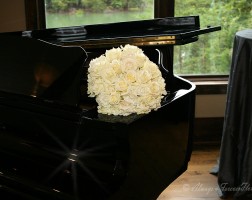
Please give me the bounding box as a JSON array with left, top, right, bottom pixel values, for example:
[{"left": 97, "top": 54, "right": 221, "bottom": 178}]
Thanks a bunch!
[{"left": 87, "top": 44, "right": 167, "bottom": 116}]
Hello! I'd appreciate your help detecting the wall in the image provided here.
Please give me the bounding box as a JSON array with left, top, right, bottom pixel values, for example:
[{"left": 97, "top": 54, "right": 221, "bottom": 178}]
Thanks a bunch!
[
  {"left": 0, "top": 1, "right": 26, "bottom": 33},
  {"left": 196, "top": 94, "right": 226, "bottom": 118}
]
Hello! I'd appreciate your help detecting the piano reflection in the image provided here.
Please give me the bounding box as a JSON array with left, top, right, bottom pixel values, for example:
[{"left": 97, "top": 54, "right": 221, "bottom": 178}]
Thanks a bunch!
[{"left": 0, "top": 16, "right": 221, "bottom": 200}]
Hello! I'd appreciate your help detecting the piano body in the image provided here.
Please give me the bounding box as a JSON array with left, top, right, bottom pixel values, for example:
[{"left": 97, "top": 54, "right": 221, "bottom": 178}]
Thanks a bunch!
[{"left": 0, "top": 16, "right": 220, "bottom": 200}]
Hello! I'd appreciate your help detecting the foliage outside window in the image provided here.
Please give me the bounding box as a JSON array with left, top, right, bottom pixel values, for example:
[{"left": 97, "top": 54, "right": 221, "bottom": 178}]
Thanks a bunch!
[{"left": 174, "top": 0, "right": 252, "bottom": 75}]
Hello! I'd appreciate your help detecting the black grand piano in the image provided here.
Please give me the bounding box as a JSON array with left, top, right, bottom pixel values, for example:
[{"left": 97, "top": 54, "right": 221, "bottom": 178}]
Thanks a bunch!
[{"left": 0, "top": 16, "right": 220, "bottom": 200}]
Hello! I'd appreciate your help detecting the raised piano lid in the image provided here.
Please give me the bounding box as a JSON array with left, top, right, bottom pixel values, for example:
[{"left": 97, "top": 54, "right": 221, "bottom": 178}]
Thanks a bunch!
[
  {"left": 0, "top": 35, "right": 87, "bottom": 108},
  {"left": 4, "top": 16, "right": 221, "bottom": 48}
]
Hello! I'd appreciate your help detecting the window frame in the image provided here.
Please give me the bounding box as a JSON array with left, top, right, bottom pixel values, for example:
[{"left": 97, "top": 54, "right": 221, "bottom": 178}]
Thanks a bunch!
[
  {"left": 25, "top": 0, "right": 46, "bottom": 30},
  {"left": 24, "top": 0, "right": 228, "bottom": 94}
]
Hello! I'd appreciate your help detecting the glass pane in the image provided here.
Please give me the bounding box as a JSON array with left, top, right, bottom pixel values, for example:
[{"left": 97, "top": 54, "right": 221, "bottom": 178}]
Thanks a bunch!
[
  {"left": 45, "top": 0, "right": 154, "bottom": 28},
  {"left": 174, "top": 0, "right": 252, "bottom": 75}
]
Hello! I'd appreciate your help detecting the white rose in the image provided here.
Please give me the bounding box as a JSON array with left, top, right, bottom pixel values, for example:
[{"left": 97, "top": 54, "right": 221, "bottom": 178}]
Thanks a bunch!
[
  {"left": 108, "top": 93, "right": 121, "bottom": 105},
  {"left": 136, "top": 70, "right": 152, "bottom": 84},
  {"left": 111, "top": 59, "right": 122, "bottom": 74},
  {"left": 105, "top": 47, "right": 122, "bottom": 61},
  {"left": 121, "top": 57, "right": 139, "bottom": 71},
  {"left": 125, "top": 70, "right": 137, "bottom": 83},
  {"left": 115, "top": 80, "right": 128, "bottom": 92},
  {"left": 143, "top": 61, "right": 162, "bottom": 79}
]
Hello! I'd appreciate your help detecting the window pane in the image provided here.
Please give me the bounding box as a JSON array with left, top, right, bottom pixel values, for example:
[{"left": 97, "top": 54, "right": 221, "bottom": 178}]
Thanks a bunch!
[
  {"left": 174, "top": 0, "right": 252, "bottom": 75},
  {"left": 45, "top": 0, "right": 154, "bottom": 28}
]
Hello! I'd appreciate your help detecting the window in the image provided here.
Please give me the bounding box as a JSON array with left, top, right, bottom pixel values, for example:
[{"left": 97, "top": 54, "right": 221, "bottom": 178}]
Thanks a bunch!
[
  {"left": 45, "top": 0, "right": 155, "bottom": 28},
  {"left": 25, "top": 0, "right": 251, "bottom": 77},
  {"left": 25, "top": 0, "right": 174, "bottom": 29},
  {"left": 174, "top": 0, "right": 252, "bottom": 75}
]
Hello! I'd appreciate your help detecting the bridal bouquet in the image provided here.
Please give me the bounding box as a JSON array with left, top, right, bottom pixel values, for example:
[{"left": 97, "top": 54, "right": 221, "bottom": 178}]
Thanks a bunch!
[{"left": 87, "top": 44, "right": 167, "bottom": 116}]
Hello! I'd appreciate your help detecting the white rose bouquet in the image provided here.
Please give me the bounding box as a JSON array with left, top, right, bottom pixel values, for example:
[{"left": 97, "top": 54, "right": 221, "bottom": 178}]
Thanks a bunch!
[{"left": 87, "top": 44, "right": 167, "bottom": 116}]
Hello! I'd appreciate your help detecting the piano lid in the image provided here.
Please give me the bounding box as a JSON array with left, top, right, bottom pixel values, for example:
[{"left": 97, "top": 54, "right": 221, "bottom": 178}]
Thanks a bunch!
[
  {"left": 7, "top": 16, "right": 221, "bottom": 49},
  {"left": 0, "top": 35, "right": 87, "bottom": 106}
]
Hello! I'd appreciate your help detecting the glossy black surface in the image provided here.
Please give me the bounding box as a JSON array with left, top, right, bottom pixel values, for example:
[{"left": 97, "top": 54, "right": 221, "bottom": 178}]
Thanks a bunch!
[
  {"left": 3, "top": 16, "right": 221, "bottom": 48},
  {"left": 0, "top": 35, "right": 87, "bottom": 107},
  {"left": 0, "top": 76, "right": 195, "bottom": 200},
  {"left": 0, "top": 16, "right": 221, "bottom": 199}
]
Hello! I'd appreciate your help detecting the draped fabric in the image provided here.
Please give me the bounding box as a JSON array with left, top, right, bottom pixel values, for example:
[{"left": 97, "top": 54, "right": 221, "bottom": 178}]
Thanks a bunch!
[{"left": 218, "top": 29, "right": 252, "bottom": 200}]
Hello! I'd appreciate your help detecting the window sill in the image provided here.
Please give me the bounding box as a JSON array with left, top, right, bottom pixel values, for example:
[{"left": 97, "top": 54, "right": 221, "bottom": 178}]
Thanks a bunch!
[{"left": 181, "top": 75, "right": 228, "bottom": 95}]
